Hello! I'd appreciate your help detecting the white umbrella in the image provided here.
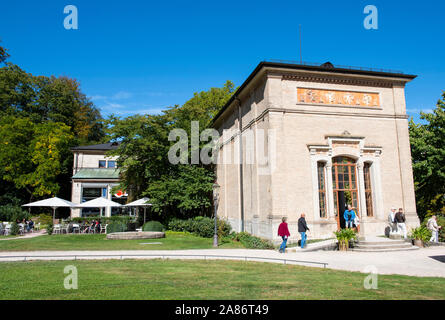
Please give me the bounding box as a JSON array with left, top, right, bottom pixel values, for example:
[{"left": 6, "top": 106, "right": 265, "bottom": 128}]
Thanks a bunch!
[
  {"left": 75, "top": 197, "right": 122, "bottom": 217},
  {"left": 22, "top": 197, "right": 75, "bottom": 222},
  {"left": 125, "top": 197, "right": 152, "bottom": 223}
]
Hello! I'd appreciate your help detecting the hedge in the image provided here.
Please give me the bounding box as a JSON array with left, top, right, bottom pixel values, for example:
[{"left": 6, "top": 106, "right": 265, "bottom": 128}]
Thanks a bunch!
[
  {"left": 232, "top": 232, "right": 274, "bottom": 249},
  {"left": 106, "top": 222, "right": 128, "bottom": 234},
  {"left": 168, "top": 217, "right": 231, "bottom": 238},
  {"left": 142, "top": 221, "right": 165, "bottom": 232}
]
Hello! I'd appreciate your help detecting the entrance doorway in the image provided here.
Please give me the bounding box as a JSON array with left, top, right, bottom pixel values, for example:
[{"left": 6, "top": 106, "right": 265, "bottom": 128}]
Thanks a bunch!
[{"left": 332, "top": 157, "right": 360, "bottom": 230}]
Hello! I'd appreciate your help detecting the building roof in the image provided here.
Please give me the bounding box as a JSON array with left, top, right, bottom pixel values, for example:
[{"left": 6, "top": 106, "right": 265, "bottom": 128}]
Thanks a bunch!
[
  {"left": 71, "top": 142, "right": 120, "bottom": 152},
  {"left": 72, "top": 168, "right": 120, "bottom": 180},
  {"left": 212, "top": 61, "right": 417, "bottom": 125}
]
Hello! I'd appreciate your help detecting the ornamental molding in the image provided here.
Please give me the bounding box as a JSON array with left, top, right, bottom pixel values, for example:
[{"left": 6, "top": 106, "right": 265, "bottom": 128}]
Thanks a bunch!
[
  {"left": 281, "top": 73, "right": 399, "bottom": 88},
  {"left": 307, "top": 135, "right": 383, "bottom": 158}
]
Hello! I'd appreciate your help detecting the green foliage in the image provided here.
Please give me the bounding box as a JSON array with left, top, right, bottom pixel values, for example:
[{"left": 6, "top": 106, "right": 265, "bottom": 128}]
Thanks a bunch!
[
  {"left": 0, "top": 62, "right": 105, "bottom": 208},
  {"left": 334, "top": 228, "right": 357, "bottom": 250},
  {"left": 0, "top": 42, "right": 9, "bottom": 64},
  {"left": 232, "top": 232, "right": 274, "bottom": 249},
  {"left": 10, "top": 222, "right": 20, "bottom": 236},
  {"left": 46, "top": 221, "right": 53, "bottom": 235},
  {"left": 0, "top": 205, "right": 29, "bottom": 222},
  {"left": 35, "top": 214, "right": 52, "bottom": 226},
  {"left": 106, "top": 222, "right": 128, "bottom": 234},
  {"left": 409, "top": 226, "right": 431, "bottom": 242},
  {"left": 168, "top": 216, "right": 231, "bottom": 238},
  {"left": 409, "top": 92, "right": 445, "bottom": 221},
  {"left": 142, "top": 221, "right": 165, "bottom": 232},
  {"left": 70, "top": 216, "right": 134, "bottom": 225},
  {"left": 0, "top": 116, "right": 75, "bottom": 198},
  {"left": 106, "top": 81, "right": 235, "bottom": 219}
]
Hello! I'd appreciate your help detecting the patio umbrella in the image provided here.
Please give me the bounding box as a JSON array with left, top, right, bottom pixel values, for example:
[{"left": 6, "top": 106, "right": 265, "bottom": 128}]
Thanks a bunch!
[
  {"left": 74, "top": 197, "right": 122, "bottom": 217},
  {"left": 124, "top": 197, "right": 152, "bottom": 223},
  {"left": 22, "top": 197, "right": 75, "bottom": 222}
]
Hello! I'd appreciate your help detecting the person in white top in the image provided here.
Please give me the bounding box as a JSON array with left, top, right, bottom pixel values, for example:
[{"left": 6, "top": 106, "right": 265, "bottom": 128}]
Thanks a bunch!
[{"left": 427, "top": 216, "right": 441, "bottom": 243}]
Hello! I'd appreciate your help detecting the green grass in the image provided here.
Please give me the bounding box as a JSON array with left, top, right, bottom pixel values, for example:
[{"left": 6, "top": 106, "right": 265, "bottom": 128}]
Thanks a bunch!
[
  {"left": 0, "top": 259, "right": 444, "bottom": 299},
  {"left": 0, "top": 231, "right": 244, "bottom": 251}
]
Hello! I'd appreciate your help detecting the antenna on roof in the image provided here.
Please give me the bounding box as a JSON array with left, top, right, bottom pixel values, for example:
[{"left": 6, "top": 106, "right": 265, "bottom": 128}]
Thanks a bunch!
[{"left": 299, "top": 24, "right": 302, "bottom": 64}]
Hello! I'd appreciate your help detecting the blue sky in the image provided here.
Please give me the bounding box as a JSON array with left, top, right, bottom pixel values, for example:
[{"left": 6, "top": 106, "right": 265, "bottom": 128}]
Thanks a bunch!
[{"left": 1, "top": 0, "right": 444, "bottom": 121}]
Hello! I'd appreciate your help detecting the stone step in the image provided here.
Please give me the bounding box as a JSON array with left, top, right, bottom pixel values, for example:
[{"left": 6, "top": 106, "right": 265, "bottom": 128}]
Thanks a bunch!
[
  {"left": 352, "top": 246, "right": 419, "bottom": 252},
  {"left": 356, "top": 240, "right": 412, "bottom": 246},
  {"left": 354, "top": 243, "right": 413, "bottom": 250}
]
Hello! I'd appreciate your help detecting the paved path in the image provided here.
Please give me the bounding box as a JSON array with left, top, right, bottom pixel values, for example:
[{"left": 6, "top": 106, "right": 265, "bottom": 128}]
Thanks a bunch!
[
  {"left": 0, "top": 246, "right": 444, "bottom": 278},
  {"left": 0, "top": 230, "right": 46, "bottom": 241}
]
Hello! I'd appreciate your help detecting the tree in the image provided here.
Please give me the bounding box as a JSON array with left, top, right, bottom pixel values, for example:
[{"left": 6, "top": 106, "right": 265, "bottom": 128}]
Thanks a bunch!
[
  {"left": 409, "top": 91, "right": 445, "bottom": 220},
  {"left": 106, "top": 81, "right": 235, "bottom": 222},
  {"left": 0, "top": 62, "right": 105, "bottom": 206},
  {"left": 0, "top": 41, "right": 9, "bottom": 64},
  {"left": 0, "top": 64, "right": 104, "bottom": 143},
  {"left": 0, "top": 116, "right": 74, "bottom": 201}
]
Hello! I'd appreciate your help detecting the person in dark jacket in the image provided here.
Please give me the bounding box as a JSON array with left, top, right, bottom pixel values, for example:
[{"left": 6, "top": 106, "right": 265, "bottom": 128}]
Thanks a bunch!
[
  {"left": 278, "top": 217, "right": 291, "bottom": 253},
  {"left": 394, "top": 208, "right": 407, "bottom": 239},
  {"left": 298, "top": 213, "right": 310, "bottom": 249}
]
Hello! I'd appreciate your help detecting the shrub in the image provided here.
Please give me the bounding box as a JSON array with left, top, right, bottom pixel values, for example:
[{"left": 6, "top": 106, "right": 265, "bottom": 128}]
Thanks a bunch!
[
  {"left": 168, "top": 217, "right": 231, "bottom": 238},
  {"left": 409, "top": 226, "right": 431, "bottom": 242},
  {"left": 0, "top": 205, "right": 29, "bottom": 222},
  {"left": 35, "top": 214, "right": 52, "bottom": 226},
  {"left": 106, "top": 222, "right": 128, "bottom": 234},
  {"left": 233, "top": 232, "right": 274, "bottom": 249},
  {"left": 46, "top": 222, "right": 53, "bottom": 235},
  {"left": 334, "top": 228, "right": 357, "bottom": 251},
  {"left": 142, "top": 221, "right": 165, "bottom": 232},
  {"left": 10, "top": 222, "right": 20, "bottom": 236}
]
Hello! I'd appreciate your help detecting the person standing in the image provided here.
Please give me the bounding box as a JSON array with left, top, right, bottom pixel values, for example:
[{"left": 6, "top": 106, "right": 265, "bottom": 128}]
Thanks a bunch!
[
  {"left": 388, "top": 207, "right": 398, "bottom": 234},
  {"left": 277, "top": 217, "right": 291, "bottom": 253},
  {"left": 395, "top": 208, "right": 407, "bottom": 239},
  {"left": 343, "top": 205, "right": 356, "bottom": 229},
  {"left": 298, "top": 213, "right": 310, "bottom": 249},
  {"left": 427, "top": 216, "right": 441, "bottom": 243}
]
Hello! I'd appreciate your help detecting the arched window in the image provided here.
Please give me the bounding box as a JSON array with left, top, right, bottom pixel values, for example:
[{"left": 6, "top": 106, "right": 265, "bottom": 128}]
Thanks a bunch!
[
  {"left": 364, "top": 162, "right": 374, "bottom": 217},
  {"left": 317, "top": 162, "right": 327, "bottom": 218}
]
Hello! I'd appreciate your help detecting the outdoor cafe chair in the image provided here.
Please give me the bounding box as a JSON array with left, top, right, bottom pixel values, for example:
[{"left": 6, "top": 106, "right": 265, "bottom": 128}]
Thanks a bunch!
[
  {"left": 100, "top": 224, "right": 108, "bottom": 234},
  {"left": 53, "top": 224, "right": 61, "bottom": 235},
  {"left": 61, "top": 224, "right": 70, "bottom": 234},
  {"left": 72, "top": 224, "right": 80, "bottom": 234}
]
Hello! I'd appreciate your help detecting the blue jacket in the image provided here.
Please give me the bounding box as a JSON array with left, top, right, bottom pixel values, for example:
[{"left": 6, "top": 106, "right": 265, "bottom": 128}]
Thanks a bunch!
[{"left": 344, "top": 210, "right": 356, "bottom": 221}]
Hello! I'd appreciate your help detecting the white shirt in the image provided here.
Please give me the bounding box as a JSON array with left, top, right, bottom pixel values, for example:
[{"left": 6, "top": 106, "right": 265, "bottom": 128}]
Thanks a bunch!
[{"left": 427, "top": 218, "right": 439, "bottom": 231}]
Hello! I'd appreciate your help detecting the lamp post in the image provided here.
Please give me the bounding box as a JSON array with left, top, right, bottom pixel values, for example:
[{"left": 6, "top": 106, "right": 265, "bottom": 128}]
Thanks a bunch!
[{"left": 212, "top": 182, "right": 220, "bottom": 247}]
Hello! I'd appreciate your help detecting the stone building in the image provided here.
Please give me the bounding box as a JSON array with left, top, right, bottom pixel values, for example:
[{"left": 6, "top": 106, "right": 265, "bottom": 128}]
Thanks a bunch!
[
  {"left": 70, "top": 142, "right": 128, "bottom": 217},
  {"left": 212, "top": 61, "right": 420, "bottom": 242}
]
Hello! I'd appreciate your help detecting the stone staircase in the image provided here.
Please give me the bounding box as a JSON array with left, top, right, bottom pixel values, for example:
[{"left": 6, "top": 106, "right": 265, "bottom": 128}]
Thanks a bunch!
[{"left": 352, "top": 236, "right": 419, "bottom": 252}]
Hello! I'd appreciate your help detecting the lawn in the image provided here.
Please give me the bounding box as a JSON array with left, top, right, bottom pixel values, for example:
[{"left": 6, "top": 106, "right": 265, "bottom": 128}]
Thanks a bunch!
[
  {"left": 0, "top": 231, "right": 244, "bottom": 251},
  {"left": 0, "top": 259, "right": 444, "bottom": 299}
]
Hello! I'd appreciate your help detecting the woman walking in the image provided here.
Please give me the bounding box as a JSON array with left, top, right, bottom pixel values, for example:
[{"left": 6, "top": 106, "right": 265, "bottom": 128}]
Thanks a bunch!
[{"left": 278, "top": 217, "right": 291, "bottom": 253}]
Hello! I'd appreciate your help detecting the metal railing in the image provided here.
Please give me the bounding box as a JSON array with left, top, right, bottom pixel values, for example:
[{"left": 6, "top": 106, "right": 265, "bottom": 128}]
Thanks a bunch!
[
  {"left": 0, "top": 253, "right": 328, "bottom": 268},
  {"left": 264, "top": 59, "right": 404, "bottom": 74}
]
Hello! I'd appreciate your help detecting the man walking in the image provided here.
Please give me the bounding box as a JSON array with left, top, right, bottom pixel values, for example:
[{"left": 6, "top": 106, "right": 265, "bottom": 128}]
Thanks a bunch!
[
  {"left": 395, "top": 208, "right": 407, "bottom": 239},
  {"left": 298, "top": 213, "right": 310, "bottom": 249},
  {"left": 343, "top": 205, "right": 356, "bottom": 229},
  {"left": 427, "top": 215, "right": 441, "bottom": 243},
  {"left": 278, "top": 217, "right": 291, "bottom": 253}
]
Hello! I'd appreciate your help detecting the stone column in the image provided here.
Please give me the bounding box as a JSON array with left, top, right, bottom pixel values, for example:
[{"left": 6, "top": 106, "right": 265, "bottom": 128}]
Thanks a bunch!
[
  {"left": 326, "top": 161, "right": 334, "bottom": 220},
  {"left": 357, "top": 161, "right": 367, "bottom": 237}
]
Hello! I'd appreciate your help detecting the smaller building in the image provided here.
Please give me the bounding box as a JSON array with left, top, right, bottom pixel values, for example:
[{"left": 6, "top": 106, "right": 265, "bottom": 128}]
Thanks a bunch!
[{"left": 71, "top": 142, "right": 128, "bottom": 217}]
